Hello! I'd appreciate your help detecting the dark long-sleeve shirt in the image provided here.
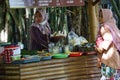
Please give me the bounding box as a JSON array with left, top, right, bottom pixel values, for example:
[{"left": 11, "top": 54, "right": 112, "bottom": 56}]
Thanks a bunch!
[{"left": 29, "top": 26, "right": 49, "bottom": 51}]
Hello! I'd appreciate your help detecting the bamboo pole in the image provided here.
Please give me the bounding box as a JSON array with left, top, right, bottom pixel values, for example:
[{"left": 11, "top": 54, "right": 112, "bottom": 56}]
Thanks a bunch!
[{"left": 110, "top": 0, "right": 120, "bottom": 19}]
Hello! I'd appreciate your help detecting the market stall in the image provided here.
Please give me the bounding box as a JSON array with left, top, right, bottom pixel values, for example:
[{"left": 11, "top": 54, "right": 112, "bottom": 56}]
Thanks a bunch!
[{"left": 0, "top": 0, "right": 101, "bottom": 80}]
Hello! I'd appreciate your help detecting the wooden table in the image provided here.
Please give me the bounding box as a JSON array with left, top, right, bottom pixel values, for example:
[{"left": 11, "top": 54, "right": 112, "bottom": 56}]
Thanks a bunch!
[{"left": 0, "top": 54, "right": 101, "bottom": 80}]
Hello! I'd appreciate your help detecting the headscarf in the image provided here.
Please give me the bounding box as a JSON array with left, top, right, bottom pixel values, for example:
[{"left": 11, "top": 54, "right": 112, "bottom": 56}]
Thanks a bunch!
[
  {"left": 101, "top": 9, "right": 120, "bottom": 51},
  {"left": 31, "top": 8, "right": 51, "bottom": 35}
]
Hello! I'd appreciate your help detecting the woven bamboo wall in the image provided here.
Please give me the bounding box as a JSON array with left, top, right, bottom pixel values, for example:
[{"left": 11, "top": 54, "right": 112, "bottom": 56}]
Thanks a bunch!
[{"left": 0, "top": 54, "right": 101, "bottom": 80}]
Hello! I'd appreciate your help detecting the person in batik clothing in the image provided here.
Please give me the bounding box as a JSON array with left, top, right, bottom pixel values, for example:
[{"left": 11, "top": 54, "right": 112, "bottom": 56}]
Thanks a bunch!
[{"left": 95, "top": 9, "right": 120, "bottom": 80}]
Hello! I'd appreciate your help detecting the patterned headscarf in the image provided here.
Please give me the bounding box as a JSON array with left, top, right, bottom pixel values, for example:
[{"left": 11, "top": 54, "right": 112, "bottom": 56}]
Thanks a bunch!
[
  {"left": 101, "top": 9, "right": 120, "bottom": 51},
  {"left": 32, "top": 8, "right": 51, "bottom": 35}
]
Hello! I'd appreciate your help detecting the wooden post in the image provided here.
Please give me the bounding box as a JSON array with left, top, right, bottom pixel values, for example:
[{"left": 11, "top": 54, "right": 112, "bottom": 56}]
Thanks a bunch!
[{"left": 88, "top": 0, "right": 99, "bottom": 42}]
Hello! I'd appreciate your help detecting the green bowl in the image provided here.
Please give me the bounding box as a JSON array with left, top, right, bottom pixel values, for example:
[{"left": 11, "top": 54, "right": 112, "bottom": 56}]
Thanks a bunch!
[{"left": 52, "top": 53, "right": 68, "bottom": 59}]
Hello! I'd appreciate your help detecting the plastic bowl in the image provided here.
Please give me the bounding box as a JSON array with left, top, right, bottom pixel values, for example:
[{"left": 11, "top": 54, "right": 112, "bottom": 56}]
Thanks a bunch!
[
  {"left": 69, "top": 52, "right": 83, "bottom": 57},
  {"left": 52, "top": 53, "right": 68, "bottom": 59}
]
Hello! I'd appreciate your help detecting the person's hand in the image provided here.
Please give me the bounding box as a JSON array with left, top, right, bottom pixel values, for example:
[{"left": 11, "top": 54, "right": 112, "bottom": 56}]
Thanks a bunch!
[
  {"left": 95, "top": 45, "right": 102, "bottom": 54},
  {"left": 97, "top": 57, "right": 101, "bottom": 68}
]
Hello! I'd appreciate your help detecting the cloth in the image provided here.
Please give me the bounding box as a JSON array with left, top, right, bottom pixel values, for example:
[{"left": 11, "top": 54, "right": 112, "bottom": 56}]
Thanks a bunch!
[
  {"left": 31, "top": 22, "right": 50, "bottom": 35},
  {"left": 96, "top": 24, "right": 104, "bottom": 48},
  {"left": 97, "top": 24, "right": 120, "bottom": 69},
  {"left": 101, "top": 9, "right": 120, "bottom": 52},
  {"left": 32, "top": 8, "right": 51, "bottom": 35},
  {"left": 101, "top": 63, "right": 120, "bottom": 80},
  {"left": 29, "top": 26, "right": 49, "bottom": 50}
]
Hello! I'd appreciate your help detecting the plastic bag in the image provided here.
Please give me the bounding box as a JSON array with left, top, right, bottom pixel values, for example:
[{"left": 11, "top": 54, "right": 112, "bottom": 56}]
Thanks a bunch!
[{"left": 68, "top": 31, "right": 78, "bottom": 45}]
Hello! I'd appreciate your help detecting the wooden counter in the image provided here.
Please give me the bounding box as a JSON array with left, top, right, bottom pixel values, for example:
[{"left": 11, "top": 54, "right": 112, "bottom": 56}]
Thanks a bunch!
[{"left": 0, "top": 54, "right": 101, "bottom": 80}]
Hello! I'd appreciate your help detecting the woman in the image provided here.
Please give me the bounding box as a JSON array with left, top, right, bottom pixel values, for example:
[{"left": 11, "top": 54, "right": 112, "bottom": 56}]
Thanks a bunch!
[
  {"left": 95, "top": 9, "right": 120, "bottom": 80},
  {"left": 29, "top": 8, "right": 51, "bottom": 50}
]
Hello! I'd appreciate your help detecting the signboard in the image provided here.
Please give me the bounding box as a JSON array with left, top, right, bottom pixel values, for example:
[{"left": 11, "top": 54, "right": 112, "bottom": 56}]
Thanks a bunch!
[{"left": 9, "top": 0, "right": 85, "bottom": 8}]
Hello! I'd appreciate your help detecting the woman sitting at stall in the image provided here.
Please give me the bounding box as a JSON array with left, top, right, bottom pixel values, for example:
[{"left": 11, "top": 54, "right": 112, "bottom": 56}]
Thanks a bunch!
[{"left": 29, "top": 8, "right": 51, "bottom": 51}]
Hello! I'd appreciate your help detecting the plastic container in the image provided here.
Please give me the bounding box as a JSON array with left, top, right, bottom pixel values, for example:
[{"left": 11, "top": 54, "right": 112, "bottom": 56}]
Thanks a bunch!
[
  {"left": 69, "top": 52, "right": 83, "bottom": 57},
  {"left": 41, "top": 56, "right": 52, "bottom": 61},
  {"left": 52, "top": 53, "right": 68, "bottom": 59},
  {"left": 12, "top": 56, "right": 41, "bottom": 64}
]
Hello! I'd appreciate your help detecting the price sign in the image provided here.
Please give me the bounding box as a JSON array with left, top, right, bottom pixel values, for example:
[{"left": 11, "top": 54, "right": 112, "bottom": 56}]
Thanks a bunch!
[{"left": 9, "top": 0, "right": 85, "bottom": 8}]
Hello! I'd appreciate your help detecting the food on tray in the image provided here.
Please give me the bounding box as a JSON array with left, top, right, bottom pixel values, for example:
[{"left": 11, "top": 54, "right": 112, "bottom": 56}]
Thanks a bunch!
[{"left": 37, "top": 50, "right": 52, "bottom": 56}]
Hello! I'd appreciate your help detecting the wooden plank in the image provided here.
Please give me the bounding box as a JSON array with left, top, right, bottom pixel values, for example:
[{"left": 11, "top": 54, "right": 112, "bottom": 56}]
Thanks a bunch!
[
  {"left": 56, "top": 75, "right": 101, "bottom": 80},
  {"left": 21, "top": 65, "right": 100, "bottom": 78},
  {"left": 21, "top": 70, "right": 100, "bottom": 80},
  {"left": 20, "top": 60, "right": 97, "bottom": 72},
  {"left": 1, "top": 54, "right": 101, "bottom": 80},
  {"left": 20, "top": 54, "right": 100, "bottom": 79},
  {"left": 20, "top": 55, "right": 97, "bottom": 68},
  {"left": 5, "top": 71, "right": 20, "bottom": 75},
  {"left": 21, "top": 67, "right": 100, "bottom": 78},
  {"left": 4, "top": 65, "right": 20, "bottom": 70},
  {"left": 5, "top": 75, "right": 20, "bottom": 80},
  {"left": 0, "top": 64, "right": 20, "bottom": 79},
  {"left": 0, "top": 75, "right": 5, "bottom": 80},
  {"left": 21, "top": 67, "right": 100, "bottom": 76}
]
